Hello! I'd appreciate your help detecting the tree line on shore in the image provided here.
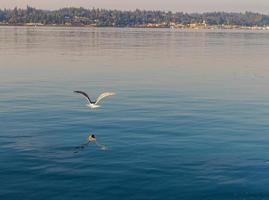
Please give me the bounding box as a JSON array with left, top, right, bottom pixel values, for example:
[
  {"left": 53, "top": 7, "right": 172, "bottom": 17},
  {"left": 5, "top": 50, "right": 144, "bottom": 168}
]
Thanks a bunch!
[{"left": 1, "top": 6, "right": 269, "bottom": 27}]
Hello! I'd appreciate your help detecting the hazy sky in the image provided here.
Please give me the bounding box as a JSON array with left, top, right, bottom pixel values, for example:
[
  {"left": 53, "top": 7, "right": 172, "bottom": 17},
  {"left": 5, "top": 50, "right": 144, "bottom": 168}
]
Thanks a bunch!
[{"left": 1, "top": 0, "right": 269, "bottom": 13}]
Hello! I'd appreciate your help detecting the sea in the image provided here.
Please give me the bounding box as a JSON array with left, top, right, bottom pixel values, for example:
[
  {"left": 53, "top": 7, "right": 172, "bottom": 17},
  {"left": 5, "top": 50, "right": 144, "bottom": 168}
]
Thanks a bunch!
[{"left": 1, "top": 26, "right": 269, "bottom": 199}]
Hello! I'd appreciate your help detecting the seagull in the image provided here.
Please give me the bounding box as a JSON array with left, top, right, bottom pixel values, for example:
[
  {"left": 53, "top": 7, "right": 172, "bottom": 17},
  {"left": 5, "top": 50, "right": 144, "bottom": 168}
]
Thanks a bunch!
[{"left": 74, "top": 91, "right": 116, "bottom": 109}]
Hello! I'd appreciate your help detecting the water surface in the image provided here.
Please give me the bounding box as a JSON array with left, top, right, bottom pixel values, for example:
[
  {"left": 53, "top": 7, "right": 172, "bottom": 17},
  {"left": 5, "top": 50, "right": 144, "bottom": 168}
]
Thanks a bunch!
[{"left": 1, "top": 27, "right": 269, "bottom": 199}]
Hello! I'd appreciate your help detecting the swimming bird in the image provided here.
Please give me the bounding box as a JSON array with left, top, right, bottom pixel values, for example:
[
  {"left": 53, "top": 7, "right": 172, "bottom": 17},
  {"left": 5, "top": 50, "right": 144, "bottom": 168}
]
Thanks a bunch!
[
  {"left": 74, "top": 134, "right": 107, "bottom": 153},
  {"left": 88, "top": 134, "right": 96, "bottom": 142},
  {"left": 88, "top": 134, "right": 107, "bottom": 150},
  {"left": 74, "top": 91, "right": 116, "bottom": 109}
]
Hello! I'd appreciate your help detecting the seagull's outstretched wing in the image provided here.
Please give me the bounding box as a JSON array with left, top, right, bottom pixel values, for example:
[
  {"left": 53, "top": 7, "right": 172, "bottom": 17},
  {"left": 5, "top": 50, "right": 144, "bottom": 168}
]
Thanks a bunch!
[
  {"left": 74, "top": 91, "right": 93, "bottom": 103},
  {"left": 95, "top": 92, "right": 116, "bottom": 105}
]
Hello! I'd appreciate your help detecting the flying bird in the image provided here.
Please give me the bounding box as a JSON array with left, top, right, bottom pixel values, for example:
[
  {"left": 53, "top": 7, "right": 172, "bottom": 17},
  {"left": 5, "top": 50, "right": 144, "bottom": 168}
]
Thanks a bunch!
[{"left": 74, "top": 90, "right": 116, "bottom": 109}]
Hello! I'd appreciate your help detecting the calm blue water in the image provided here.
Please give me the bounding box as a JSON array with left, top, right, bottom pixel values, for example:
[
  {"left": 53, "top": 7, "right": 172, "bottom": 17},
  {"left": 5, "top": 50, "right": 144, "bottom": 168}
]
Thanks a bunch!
[{"left": 1, "top": 27, "right": 269, "bottom": 199}]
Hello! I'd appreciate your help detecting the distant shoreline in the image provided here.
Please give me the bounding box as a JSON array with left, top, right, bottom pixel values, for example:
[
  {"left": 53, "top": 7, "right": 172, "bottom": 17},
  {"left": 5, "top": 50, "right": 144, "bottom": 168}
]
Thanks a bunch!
[
  {"left": 1, "top": 7, "right": 269, "bottom": 30},
  {"left": 1, "top": 23, "right": 269, "bottom": 31}
]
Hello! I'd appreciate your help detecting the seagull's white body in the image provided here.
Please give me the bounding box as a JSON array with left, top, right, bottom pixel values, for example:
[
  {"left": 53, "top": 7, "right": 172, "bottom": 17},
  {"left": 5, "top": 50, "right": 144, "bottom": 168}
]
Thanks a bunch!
[
  {"left": 87, "top": 103, "right": 100, "bottom": 109},
  {"left": 74, "top": 91, "right": 116, "bottom": 109}
]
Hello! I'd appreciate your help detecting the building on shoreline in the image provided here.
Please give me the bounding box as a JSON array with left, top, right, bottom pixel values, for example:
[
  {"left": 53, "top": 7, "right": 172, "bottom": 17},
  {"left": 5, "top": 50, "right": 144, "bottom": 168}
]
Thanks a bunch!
[{"left": 25, "top": 23, "right": 44, "bottom": 26}]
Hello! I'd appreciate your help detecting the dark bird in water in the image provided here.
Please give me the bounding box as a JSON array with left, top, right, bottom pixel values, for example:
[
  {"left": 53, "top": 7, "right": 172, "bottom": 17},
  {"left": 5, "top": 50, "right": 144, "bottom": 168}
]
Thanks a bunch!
[
  {"left": 74, "top": 134, "right": 107, "bottom": 153},
  {"left": 74, "top": 91, "right": 116, "bottom": 109}
]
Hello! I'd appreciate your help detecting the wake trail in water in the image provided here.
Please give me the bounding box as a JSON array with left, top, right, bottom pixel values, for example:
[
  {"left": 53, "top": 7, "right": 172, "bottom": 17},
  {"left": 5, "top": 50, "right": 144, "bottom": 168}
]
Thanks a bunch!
[
  {"left": 95, "top": 140, "right": 108, "bottom": 151},
  {"left": 74, "top": 141, "right": 90, "bottom": 153}
]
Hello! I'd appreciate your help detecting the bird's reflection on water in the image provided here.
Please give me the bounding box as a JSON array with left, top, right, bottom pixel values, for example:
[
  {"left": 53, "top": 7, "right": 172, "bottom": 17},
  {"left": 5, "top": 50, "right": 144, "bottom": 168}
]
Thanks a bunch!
[{"left": 74, "top": 134, "right": 108, "bottom": 153}]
